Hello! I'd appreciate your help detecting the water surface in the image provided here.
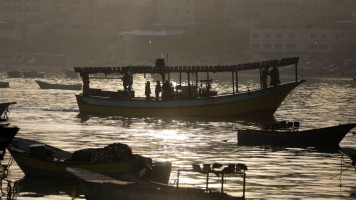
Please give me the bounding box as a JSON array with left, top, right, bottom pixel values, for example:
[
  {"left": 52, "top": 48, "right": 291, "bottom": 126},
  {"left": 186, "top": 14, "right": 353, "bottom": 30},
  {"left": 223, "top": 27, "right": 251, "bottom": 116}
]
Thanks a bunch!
[{"left": 0, "top": 75, "right": 355, "bottom": 199}]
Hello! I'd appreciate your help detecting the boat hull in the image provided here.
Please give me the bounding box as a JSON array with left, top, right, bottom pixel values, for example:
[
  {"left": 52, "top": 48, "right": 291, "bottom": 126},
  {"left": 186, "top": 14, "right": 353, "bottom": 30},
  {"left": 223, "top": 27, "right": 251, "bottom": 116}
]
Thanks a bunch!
[
  {"left": 76, "top": 81, "right": 304, "bottom": 117},
  {"left": 237, "top": 123, "right": 356, "bottom": 146},
  {"left": 0, "top": 82, "right": 10, "bottom": 88},
  {"left": 36, "top": 80, "right": 82, "bottom": 90},
  {"left": 8, "top": 138, "right": 171, "bottom": 183},
  {"left": 68, "top": 168, "right": 238, "bottom": 200},
  {"left": 0, "top": 126, "right": 19, "bottom": 150}
]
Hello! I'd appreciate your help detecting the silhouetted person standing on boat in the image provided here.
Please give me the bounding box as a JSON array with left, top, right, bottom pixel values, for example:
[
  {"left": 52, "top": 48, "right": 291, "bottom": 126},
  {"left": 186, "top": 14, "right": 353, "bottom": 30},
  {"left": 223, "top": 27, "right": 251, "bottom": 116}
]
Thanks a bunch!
[
  {"left": 155, "top": 80, "right": 161, "bottom": 100},
  {"left": 162, "top": 80, "right": 171, "bottom": 100},
  {"left": 145, "top": 81, "right": 151, "bottom": 100},
  {"left": 123, "top": 73, "right": 129, "bottom": 90},
  {"left": 261, "top": 67, "right": 269, "bottom": 89},
  {"left": 269, "top": 66, "right": 281, "bottom": 87}
]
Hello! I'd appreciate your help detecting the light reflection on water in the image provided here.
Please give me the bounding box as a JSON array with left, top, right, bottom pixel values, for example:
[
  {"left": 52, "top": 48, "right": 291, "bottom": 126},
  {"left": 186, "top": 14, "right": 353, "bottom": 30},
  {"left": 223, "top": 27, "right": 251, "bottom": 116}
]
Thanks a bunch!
[{"left": 0, "top": 76, "right": 355, "bottom": 199}]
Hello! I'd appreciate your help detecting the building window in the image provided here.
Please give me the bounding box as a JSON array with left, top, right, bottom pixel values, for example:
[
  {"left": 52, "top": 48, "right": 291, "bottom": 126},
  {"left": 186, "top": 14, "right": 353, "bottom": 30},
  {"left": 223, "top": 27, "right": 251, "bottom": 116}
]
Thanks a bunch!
[
  {"left": 320, "top": 33, "right": 327, "bottom": 39},
  {"left": 264, "top": 33, "right": 271, "bottom": 38},
  {"left": 263, "top": 44, "right": 271, "bottom": 49},
  {"left": 288, "top": 33, "right": 295, "bottom": 39},
  {"left": 252, "top": 33, "right": 259, "bottom": 38},
  {"left": 274, "top": 44, "right": 283, "bottom": 49},
  {"left": 310, "top": 33, "right": 316, "bottom": 39},
  {"left": 319, "top": 44, "right": 328, "bottom": 50},
  {"left": 286, "top": 44, "right": 295, "bottom": 49},
  {"left": 252, "top": 43, "right": 260, "bottom": 49},
  {"left": 275, "top": 33, "right": 282, "bottom": 38},
  {"left": 309, "top": 44, "right": 317, "bottom": 49}
]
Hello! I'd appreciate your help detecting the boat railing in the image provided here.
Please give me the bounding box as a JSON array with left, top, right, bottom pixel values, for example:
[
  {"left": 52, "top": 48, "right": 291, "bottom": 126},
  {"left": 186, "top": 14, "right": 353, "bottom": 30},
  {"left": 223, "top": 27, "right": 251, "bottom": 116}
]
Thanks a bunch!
[
  {"left": 88, "top": 88, "right": 135, "bottom": 99},
  {"left": 264, "top": 121, "right": 300, "bottom": 131},
  {"left": 174, "top": 163, "right": 247, "bottom": 198}
]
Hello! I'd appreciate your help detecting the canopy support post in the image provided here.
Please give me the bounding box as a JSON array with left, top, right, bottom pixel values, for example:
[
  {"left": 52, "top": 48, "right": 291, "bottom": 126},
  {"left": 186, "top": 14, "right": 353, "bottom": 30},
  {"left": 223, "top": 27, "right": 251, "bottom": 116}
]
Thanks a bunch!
[
  {"left": 235, "top": 70, "right": 238, "bottom": 93},
  {"left": 232, "top": 71, "right": 235, "bottom": 94},
  {"left": 188, "top": 73, "right": 191, "bottom": 98}
]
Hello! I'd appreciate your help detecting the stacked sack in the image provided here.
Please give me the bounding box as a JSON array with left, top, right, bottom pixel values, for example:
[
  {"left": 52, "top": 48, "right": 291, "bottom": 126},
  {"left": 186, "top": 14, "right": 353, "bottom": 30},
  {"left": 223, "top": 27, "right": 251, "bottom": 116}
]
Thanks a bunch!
[
  {"left": 70, "top": 143, "right": 134, "bottom": 163},
  {"left": 90, "top": 143, "right": 134, "bottom": 162}
]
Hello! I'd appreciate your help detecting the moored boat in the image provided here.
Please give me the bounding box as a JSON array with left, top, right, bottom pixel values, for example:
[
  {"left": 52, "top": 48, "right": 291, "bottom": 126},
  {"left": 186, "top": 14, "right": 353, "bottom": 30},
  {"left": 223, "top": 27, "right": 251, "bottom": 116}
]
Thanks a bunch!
[
  {"left": 74, "top": 57, "right": 304, "bottom": 117},
  {"left": 23, "top": 71, "right": 45, "bottom": 78},
  {"left": 0, "top": 82, "right": 10, "bottom": 88},
  {"left": 7, "top": 138, "right": 171, "bottom": 184},
  {"left": 339, "top": 147, "right": 356, "bottom": 165},
  {"left": 7, "top": 70, "right": 23, "bottom": 78},
  {"left": 0, "top": 102, "right": 16, "bottom": 120},
  {"left": 67, "top": 168, "right": 242, "bottom": 200},
  {"left": 237, "top": 122, "right": 356, "bottom": 146},
  {"left": 35, "top": 80, "right": 82, "bottom": 90},
  {"left": 0, "top": 125, "right": 19, "bottom": 151}
]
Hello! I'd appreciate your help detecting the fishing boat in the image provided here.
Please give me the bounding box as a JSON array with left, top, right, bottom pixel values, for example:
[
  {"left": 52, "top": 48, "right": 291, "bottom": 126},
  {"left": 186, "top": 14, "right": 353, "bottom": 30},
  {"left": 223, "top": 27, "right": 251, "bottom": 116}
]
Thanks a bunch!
[
  {"left": 23, "top": 71, "right": 45, "bottom": 78},
  {"left": 7, "top": 70, "right": 23, "bottom": 78},
  {"left": 7, "top": 138, "right": 172, "bottom": 184},
  {"left": 0, "top": 82, "right": 10, "bottom": 88},
  {"left": 237, "top": 122, "right": 356, "bottom": 146},
  {"left": 0, "top": 102, "right": 16, "bottom": 120},
  {"left": 35, "top": 80, "right": 82, "bottom": 90},
  {"left": 67, "top": 168, "right": 242, "bottom": 200},
  {"left": 339, "top": 148, "right": 356, "bottom": 165},
  {"left": 74, "top": 57, "right": 304, "bottom": 117},
  {"left": 0, "top": 125, "right": 19, "bottom": 151}
]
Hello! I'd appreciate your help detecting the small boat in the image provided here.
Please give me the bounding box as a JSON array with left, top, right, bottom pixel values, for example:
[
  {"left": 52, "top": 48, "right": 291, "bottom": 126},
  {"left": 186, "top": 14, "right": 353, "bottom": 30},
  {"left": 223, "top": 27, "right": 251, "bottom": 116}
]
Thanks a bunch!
[
  {"left": 67, "top": 168, "right": 241, "bottom": 200},
  {"left": 23, "top": 71, "right": 45, "bottom": 78},
  {"left": 237, "top": 122, "right": 356, "bottom": 146},
  {"left": 36, "top": 80, "right": 82, "bottom": 90},
  {"left": 0, "top": 125, "right": 19, "bottom": 151},
  {"left": 339, "top": 148, "right": 356, "bottom": 165},
  {"left": 74, "top": 57, "right": 304, "bottom": 117},
  {"left": 7, "top": 70, "right": 23, "bottom": 78},
  {"left": 0, "top": 82, "right": 10, "bottom": 88},
  {"left": 7, "top": 138, "right": 172, "bottom": 184},
  {"left": 0, "top": 102, "right": 16, "bottom": 120}
]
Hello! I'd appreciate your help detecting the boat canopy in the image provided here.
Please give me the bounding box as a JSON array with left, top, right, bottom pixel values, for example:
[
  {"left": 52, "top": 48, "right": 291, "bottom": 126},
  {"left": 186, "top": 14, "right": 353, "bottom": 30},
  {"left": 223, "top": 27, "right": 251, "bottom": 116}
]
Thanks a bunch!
[{"left": 74, "top": 57, "right": 299, "bottom": 75}]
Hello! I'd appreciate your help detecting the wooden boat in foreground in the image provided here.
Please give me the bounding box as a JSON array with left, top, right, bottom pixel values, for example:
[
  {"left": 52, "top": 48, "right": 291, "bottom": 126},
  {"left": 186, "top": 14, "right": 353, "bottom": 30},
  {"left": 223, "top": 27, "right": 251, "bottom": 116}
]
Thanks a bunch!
[
  {"left": 35, "top": 80, "right": 82, "bottom": 90},
  {"left": 0, "top": 102, "right": 16, "bottom": 120},
  {"left": 74, "top": 57, "right": 304, "bottom": 117},
  {"left": 237, "top": 122, "right": 356, "bottom": 146},
  {"left": 8, "top": 138, "right": 171, "bottom": 184},
  {"left": 67, "top": 168, "right": 242, "bottom": 200}
]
